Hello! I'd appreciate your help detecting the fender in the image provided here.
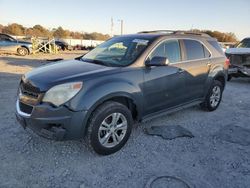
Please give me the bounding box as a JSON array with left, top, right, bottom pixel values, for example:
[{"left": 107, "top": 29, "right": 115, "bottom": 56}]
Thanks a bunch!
[
  {"left": 67, "top": 78, "right": 144, "bottom": 117},
  {"left": 204, "top": 64, "right": 226, "bottom": 95}
]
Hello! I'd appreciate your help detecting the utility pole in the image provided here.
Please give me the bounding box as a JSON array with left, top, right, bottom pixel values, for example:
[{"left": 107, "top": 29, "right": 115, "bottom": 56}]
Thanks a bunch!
[
  {"left": 111, "top": 17, "right": 114, "bottom": 37},
  {"left": 118, "top": 19, "right": 124, "bottom": 35}
]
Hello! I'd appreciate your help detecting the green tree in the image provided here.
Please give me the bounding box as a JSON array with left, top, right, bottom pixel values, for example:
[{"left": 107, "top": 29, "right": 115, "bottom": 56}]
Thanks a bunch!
[
  {"left": 189, "top": 29, "right": 238, "bottom": 42},
  {"left": 32, "top": 24, "right": 51, "bottom": 37},
  {"left": 2, "top": 23, "right": 25, "bottom": 35},
  {"left": 53, "top": 26, "right": 69, "bottom": 38},
  {"left": 0, "top": 24, "right": 3, "bottom": 33}
]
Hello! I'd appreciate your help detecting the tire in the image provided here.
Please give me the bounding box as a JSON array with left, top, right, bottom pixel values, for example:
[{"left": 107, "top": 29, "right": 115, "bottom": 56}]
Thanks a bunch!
[
  {"left": 201, "top": 80, "right": 223, "bottom": 111},
  {"left": 17, "top": 47, "right": 29, "bottom": 56},
  {"left": 227, "top": 75, "right": 232, "bottom": 81},
  {"left": 86, "top": 101, "right": 133, "bottom": 155}
]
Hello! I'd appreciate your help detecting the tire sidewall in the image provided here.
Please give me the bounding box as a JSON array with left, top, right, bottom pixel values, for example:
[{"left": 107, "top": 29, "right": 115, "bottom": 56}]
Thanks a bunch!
[
  {"left": 206, "top": 80, "right": 223, "bottom": 111},
  {"left": 88, "top": 103, "right": 133, "bottom": 155}
]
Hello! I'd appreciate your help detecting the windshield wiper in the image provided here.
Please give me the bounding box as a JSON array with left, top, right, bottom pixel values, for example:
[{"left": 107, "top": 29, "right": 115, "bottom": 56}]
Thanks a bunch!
[
  {"left": 81, "top": 58, "right": 115, "bottom": 67},
  {"left": 81, "top": 58, "right": 105, "bottom": 65}
]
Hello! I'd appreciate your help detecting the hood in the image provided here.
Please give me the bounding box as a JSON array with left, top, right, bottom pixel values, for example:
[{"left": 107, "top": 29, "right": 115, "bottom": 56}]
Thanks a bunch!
[
  {"left": 23, "top": 59, "right": 117, "bottom": 91},
  {"left": 226, "top": 48, "right": 250, "bottom": 55}
]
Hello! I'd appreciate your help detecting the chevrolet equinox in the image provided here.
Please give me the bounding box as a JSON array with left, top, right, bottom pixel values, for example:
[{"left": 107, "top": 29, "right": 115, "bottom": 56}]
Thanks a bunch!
[{"left": 16, "top": 30, "right": 228, "bottom": 155}]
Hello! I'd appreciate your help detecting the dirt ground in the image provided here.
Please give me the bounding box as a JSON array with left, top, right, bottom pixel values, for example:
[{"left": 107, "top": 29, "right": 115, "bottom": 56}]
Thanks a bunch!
[{"left": 0, "top": 52, "right": 250, "bottom": 188}]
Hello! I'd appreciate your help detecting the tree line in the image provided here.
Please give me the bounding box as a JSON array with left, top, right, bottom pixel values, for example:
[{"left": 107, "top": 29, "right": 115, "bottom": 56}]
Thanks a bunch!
[
  {"left": 0, "top": 23, "right": 238, "bottom": 42},
  {"left": 0, "top": 23, "right": 111, "bottom": 40},
  {"left": 191, "top": 29, "right": 238, "bottom": 42}
]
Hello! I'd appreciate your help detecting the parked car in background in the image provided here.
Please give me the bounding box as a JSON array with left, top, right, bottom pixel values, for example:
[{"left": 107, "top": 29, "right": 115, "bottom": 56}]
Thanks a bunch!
[
  {"left": 55, "top": 40, "right": 73, "bottom": 51},
  {"left": 73, "top": 44, "right": 95, "bottom": 51},
  {"left": 0, "top": 33, "right": 32, "bottom": 56},
  {"left": 225, "top": 38, "right": 250, "bottom": 80},
  {"left": 219, "top": 43, "right": 228, "bottom": 53},
  {"left": 16, "top": 30, "right": 228, "bottom": 155}
]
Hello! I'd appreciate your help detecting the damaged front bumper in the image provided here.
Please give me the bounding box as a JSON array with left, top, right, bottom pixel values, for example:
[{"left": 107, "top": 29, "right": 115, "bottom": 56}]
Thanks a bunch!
[
  {"left": 15, "top": 99, "right": 88, "bottom": 140},
  {"left": 226, "top": 48, "right": 250, "bottom": 78}
]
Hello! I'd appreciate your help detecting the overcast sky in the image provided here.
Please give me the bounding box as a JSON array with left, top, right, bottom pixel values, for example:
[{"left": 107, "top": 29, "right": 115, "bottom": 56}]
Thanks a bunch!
[{"left": 0, "top": 0, "right": 249, "bottom": 40}]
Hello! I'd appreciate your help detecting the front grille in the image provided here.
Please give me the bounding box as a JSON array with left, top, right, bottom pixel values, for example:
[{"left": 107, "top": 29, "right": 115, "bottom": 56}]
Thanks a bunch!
[
  {"left": 20, "top": 81, "right": 40, "bottom": 98},
  {"left": 19, "top": 102, "right": 33, "bottom": 114}
]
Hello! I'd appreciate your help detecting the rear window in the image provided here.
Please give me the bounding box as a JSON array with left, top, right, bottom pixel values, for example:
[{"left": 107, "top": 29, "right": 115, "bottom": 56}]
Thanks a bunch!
[
  {"left": 208, "top": 40, "right": 224, "bottom": 54},
  {"left": 183, "top": 39, "right": 209, "bottom": 60}
]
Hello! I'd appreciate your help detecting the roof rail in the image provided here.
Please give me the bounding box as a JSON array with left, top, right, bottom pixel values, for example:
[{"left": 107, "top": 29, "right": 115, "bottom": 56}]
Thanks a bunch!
[
  {"left": 138, "top": 30, "right": 211, "bottom": 37},
  {"left": 138, "top": 30, "right": 176, "bottom": 34},
  {"left": 174, "top": 31, "right": 211, "bottom": 37}
]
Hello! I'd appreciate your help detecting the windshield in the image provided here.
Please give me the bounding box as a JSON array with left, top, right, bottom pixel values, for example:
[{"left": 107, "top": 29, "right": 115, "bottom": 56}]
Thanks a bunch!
[
  {"left": 237, "top": 39, "right": 250, "bottom": 48},
  {"left": 81, "top": 36, "right": 152, "bottom": 67}
]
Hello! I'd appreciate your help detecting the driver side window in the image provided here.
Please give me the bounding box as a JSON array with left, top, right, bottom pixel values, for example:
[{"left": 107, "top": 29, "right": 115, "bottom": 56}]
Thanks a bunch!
[
  {"left": 148, "top": 40, "right": 181, "bottom": 63},
  {"left": 0, "top": 35, "right": 12, "bottom": 42}
]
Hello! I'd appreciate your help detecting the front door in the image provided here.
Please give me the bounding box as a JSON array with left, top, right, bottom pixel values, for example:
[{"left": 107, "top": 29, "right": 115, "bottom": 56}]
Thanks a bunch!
[{"left": 142, "top": 39, "right": 188, "bottom": 116}]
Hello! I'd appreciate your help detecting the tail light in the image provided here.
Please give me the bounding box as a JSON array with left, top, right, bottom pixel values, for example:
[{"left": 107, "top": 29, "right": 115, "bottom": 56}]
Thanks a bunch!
[{"left": 225, "top": 58, "right": 230, "bottom": 68}]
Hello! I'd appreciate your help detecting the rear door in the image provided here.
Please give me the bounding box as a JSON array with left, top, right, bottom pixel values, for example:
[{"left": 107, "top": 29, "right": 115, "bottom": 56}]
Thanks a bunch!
[{"left": 179, "top": 39, "right": 211, "bottom": 101}]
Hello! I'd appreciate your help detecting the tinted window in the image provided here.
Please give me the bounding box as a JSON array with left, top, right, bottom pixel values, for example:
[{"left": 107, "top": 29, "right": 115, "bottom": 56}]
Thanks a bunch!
[
  {"left": 149, "top": 40, "right": 181, "bottom": 63},
  {"left": 0, "top": 35, "right": 14, "bottom": 41},
  {"left": 237, "top": 39, "right": 250, "bottom": 48},
  {"left": 183, "top": 39, "right": 205, "bottom": 60},
  {"left": 208, "top": 40, "right": 224, "bottom": 54}
]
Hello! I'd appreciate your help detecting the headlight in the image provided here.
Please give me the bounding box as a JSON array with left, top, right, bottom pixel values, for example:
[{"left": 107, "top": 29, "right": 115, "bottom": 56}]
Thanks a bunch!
[{"left": 42, "top": 82, "right": 82, "bottom": 107}]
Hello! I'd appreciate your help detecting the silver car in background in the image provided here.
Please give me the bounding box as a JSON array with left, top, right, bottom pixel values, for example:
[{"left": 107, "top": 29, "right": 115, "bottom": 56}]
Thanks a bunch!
[{"left": 0, "top": 33, "right": 32, "bottom": 56}]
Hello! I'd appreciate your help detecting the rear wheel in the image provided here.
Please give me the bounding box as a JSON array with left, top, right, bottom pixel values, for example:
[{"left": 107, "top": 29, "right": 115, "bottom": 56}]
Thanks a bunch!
[
  {"left": 201, "top": 80, "right": 223, "bottom": 111},
  {"left": 227, "top": 75, "right": 232, "bottom": 81},
  {"left": 17, "top": 47, "right": 29, "bottom": 56},
  {"left": 86, "top": 101, "right": 133, "bottom": 155}
]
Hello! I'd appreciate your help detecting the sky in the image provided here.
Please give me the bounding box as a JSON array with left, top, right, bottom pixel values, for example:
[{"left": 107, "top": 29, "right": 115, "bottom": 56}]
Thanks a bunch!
[{"left": 0, "top": 0, "right": 250, "bottom": 40}]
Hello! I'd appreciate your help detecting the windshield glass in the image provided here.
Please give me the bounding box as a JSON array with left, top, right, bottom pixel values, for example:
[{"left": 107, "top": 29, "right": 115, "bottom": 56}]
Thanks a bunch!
[
  {"left": 237, "top": 39, "right": 250, "bottom": 48},
  {"left": 81, "top": 36, "right": 152, "bottom": 67}
]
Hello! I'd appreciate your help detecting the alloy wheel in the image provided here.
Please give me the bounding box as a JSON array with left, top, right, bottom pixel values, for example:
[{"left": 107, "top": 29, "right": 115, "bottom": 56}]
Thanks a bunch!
[
  {"left": 98, "top": 112, "right": 128, "bottom": 148},
  {"left": 209, "top": 86, "right": 221, "bottom": 108}
]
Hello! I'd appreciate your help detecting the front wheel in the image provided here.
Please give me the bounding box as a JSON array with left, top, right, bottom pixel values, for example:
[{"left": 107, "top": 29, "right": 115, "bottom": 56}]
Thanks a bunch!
[
  {"left": 17, "top": 47, "right": 29, "bottom": 56},
  {"left": 201, "top": 80, "right": 223, "bottom": 111},
  {"left": 86, "top": 101, "right": 133, "bottom": 155}
]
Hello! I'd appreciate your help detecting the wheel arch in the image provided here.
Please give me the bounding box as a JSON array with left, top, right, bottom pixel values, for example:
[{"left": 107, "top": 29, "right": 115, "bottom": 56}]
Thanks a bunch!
[
  {"left": 80, "top": 93, "right": 141, "bottom": 137},
  {"left": 87, "top": 93, "right": 140, "bottom": 121},
  {"left": 214, "top": 73, "right": 226, "bottom": 90}
]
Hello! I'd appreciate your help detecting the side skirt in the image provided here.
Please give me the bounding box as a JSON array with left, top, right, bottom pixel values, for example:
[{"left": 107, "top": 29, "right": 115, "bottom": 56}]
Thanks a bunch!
[{"left": 141, "top": 99, "right": 204, "bottom": 123}]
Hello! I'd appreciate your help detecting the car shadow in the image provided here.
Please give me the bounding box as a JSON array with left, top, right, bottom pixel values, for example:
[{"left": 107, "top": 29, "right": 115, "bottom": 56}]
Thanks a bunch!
[
  {"left": 229, "top": 77, "right": 250, "bottom": 84},
  {"left": 0, "top": 56, "right": 48, "bottom": 69}
]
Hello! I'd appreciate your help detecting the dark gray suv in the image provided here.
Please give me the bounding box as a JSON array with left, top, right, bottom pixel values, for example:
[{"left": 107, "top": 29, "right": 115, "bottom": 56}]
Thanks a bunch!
[{"left": 16, "top": 30, "right": 228, "bottom": 155}]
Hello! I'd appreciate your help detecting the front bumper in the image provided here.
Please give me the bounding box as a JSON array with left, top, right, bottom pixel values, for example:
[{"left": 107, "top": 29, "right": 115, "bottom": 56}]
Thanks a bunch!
[
  {"left": 228, "top": 66, "right": 250, "bottom": 77},
  {"left": 16, "top": 99, "right": 88, "bottom": 140}
]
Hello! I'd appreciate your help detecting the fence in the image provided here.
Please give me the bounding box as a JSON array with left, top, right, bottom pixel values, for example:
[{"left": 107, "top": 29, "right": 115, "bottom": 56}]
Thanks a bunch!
[{"left": 12, "top": 35, "right": 104, "bottom": 48}]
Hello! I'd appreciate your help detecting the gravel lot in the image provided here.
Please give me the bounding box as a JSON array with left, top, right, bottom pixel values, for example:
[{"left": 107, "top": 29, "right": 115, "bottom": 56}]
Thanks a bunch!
[{"left": 0, "top": 52, "right": 250, "bottom": 188}]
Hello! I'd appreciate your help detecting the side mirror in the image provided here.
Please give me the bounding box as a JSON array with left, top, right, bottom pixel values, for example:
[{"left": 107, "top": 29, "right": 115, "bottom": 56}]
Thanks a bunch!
[{"left": 146, "top": 56, "right": 170, "bottom": 66}]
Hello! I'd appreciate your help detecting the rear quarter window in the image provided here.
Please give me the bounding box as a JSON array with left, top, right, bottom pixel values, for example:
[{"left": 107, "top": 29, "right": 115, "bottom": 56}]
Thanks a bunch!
[{"left": 208, "top": 40, "right": 224, "bottom": 55}]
